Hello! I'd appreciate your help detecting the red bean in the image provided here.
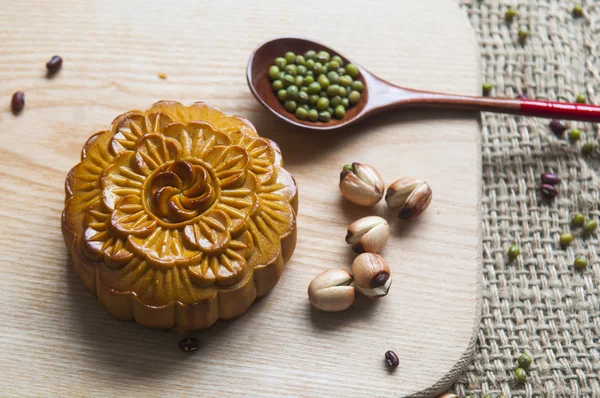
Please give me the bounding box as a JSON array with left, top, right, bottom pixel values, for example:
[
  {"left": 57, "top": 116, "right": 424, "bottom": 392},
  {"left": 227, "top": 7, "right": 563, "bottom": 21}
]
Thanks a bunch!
[{"left": 11, "top": 91, "right": 25, "bottom": 114}]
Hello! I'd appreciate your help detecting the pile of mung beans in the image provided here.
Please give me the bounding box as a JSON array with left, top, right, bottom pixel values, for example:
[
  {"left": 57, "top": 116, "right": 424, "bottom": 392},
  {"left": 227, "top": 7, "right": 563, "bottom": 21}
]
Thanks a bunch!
[{"left": 268, "top": 50, "right": 363, "bottom": 122}]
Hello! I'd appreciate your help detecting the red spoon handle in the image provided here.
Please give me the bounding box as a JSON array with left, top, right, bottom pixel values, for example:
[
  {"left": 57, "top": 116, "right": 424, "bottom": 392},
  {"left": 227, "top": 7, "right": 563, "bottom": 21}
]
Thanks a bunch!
[
  {"left": 402, "top": 90, "right": 600, "bottom": 123},
  {"left": 519, "top": 99, "right": 600, "bottom": 122}
]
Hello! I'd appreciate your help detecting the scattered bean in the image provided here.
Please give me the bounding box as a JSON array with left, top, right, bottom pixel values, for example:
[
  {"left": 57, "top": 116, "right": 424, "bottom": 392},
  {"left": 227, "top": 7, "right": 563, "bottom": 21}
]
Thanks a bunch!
[
  {"left": 541, "top": 172, "right": 559, "bottom": 185},
  {"left": 574, "top": 256, "right": 588, "bottom": 270},
  {"left": 569, "top": 129, "right": 581, "bottom": 141},
  {"left": 482, "top": 83, "right": 493, "bottom": 96},
  {"left": 178, "top": 337, "right": 200, "bottom": 352},
  {"left": 46, "top": 55, "right": 63, "bottom": 75},
  {"left": 518, "top": 28, "right": 530, "bottom": 43},
  {"left": 549, "top": 119, "right": 568, "bottom": 135},
  {"left": 508, "top": 244, "right": 521, "bottom": 260},
  {"left": 540, "top": 183, "right": 558, "bottom": 198},
  {"left": 11, "top": 91, "right": 25, "bottom": 115},
  {"left": 384, "top": 350, "right": 399, "bottom": 369},
  {"left": 572, "top": 213, "right": 585, "bottom": 226},
  {"left": 559, "top": 233, "right": 573, "bottom": 246},
  {"left": 583, "top": 219, "right": 597, "bottom": 234},
  {"left": 573, "top": 5, "right": 584, "bottom": 17},
  {"left": 518, "top": 352, "right": 533, "bottom": 369},
  {"left": 514, "top": 367, "right": 527, "bottom": 384},
  {"left": 582, "top": 142, "right": 595, "bottom": 155},
  {"left": 505, "top": 7, "right": 518, "bottom": 20}
]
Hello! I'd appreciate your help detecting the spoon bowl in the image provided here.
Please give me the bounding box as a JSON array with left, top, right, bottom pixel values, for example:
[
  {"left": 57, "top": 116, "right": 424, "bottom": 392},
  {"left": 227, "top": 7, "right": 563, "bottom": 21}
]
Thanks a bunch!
[
  {"left": 247, "top": 37, "right": 600, "bottom": 129},
  {"left": 247, "top": 37, "right": 371, "bottom": 130}
]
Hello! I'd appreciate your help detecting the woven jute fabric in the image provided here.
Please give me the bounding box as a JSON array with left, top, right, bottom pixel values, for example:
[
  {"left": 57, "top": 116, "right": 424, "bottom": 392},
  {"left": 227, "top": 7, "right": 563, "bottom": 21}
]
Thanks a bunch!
[{"left": 450, "top": 1, "right": 600, "bottom": 397}]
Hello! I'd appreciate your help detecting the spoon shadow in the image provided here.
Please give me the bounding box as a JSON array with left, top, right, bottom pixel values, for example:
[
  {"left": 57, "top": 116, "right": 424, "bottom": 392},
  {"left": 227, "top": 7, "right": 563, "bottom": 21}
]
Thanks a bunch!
[{"left": 248, "top": 103, "right": 478, "bottom": 168}]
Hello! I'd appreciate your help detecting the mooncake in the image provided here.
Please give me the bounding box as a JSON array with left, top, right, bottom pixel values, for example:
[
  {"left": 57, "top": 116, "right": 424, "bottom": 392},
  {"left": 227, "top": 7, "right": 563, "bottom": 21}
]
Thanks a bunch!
[{"left": 62, "top": 101, "right": 298, "bottom": 331}]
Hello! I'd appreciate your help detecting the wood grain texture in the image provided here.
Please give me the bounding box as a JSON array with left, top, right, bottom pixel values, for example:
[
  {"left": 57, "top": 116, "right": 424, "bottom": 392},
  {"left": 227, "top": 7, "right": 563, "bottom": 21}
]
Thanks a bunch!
[{"left": 0, "top": 0, "right": 481, "bottom": 396}]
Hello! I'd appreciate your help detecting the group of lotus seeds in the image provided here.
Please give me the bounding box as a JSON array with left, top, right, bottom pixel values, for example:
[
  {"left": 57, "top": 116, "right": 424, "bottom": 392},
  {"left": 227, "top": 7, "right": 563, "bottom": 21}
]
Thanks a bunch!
[
  {"left": 268, "top": 49, "right": 363, "bottom": 122},
  {"left": 307, "top": 163, "right": 432, "bottom": 312}
]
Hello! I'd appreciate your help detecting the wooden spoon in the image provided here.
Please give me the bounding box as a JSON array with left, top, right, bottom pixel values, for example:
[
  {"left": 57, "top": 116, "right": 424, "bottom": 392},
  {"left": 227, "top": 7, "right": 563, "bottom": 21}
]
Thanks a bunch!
[{"left": 247, "top": 37, "right": 600, "bottom": 130}]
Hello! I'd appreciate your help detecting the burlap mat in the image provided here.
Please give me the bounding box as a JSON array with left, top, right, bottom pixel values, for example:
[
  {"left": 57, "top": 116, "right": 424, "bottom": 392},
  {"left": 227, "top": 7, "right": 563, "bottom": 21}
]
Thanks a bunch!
[{"left": 449, "top": 1, "right": 600, "bottom": 397}]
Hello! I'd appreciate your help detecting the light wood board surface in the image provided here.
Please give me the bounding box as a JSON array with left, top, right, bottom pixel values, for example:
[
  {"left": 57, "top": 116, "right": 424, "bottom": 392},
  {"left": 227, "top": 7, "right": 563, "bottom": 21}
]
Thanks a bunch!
[{"left": 0, "top": 0, "right": 481, "bottom": 396}]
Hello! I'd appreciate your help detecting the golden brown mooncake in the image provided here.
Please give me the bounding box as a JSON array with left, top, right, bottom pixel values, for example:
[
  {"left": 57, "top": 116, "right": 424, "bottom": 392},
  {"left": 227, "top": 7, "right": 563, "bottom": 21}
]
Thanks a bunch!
[{"left": 62, "top": 101, "right": 298, "bottom": 331}]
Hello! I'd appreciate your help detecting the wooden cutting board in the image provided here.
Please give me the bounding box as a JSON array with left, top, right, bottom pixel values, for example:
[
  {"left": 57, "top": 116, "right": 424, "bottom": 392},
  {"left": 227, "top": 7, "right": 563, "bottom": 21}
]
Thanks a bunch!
[{"left": 0, "top": 0, "right": 481, "bottom": 396}]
